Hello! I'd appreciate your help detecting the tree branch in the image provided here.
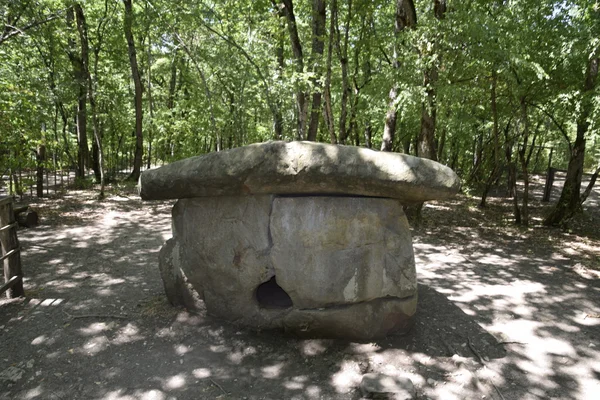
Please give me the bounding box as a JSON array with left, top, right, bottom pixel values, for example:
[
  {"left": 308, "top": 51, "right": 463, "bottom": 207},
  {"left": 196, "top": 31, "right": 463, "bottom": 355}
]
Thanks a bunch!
[
  {"left": 0, "top": 9, "right": 65, "bottom": 46},
  {"left": 528, "top": 102, "right": 572, "bottom": 151}
]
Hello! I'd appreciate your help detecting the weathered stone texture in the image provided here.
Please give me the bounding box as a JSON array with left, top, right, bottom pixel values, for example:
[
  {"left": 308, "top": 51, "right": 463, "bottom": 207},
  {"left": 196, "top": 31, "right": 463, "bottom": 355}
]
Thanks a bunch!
[
  {"left": 270, "top": 197, "right": 415, "bottom": 308},
  {"left": 170, "top": 195, "right": 275, "bottom": 324},
  {"left": 159, "top": 195, "right": 418, "bottom": 338},
  {"left": 282, "top": 295, "right": 417, "bottom": 340},
  {"left": 140, "top": 141, "right": 460, "bottom": 204},
  {"left": 146, "top": 141, "right": 461, "bottom": 339}
]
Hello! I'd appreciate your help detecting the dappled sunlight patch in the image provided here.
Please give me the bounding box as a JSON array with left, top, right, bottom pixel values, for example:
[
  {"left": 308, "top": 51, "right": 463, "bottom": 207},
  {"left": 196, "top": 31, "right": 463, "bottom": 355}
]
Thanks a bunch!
[
  {"left": 571, "top": 263, "right": 600, "bottom": 279},
  {"left": 282, "top": 375, "right": 309, "bottom": 390},
  {"left": 192, "top": 368, "right": 212, "bottom": 379},
  {"left": 209, "top": 344, "right": 228, "bottom": 353},
  {"left": 300, "top": 339, "right": 328, "bottom": 356},
  {"left": 330, "top": 359, "right": 362, "bottom": 393},
  {"left": 31, "top": 335, "right": 48, "bottom": 345},
  {"left": 78, "top": 335, "right": 110, "bottom": 355},
  {"left": 163, "top": 373, "right": 186, "bottom": 390},
  {"left": 43, "top": 279, "right": 80, "bottom": 290},
  {"left": 348, "top": 343, "right": 380, "bottom": 354},
  {"left": 227, "top": 345, "right": 257, "bottom": 364},
  {"left": 173, "top": 344, "right": 191, "bottom": 355},
  {"left": 103, "top": 388, "right": 169, "bottom": 400},
  {"left": 22, "top": 385, "right": 43, "bottom": 399},
  {"left": 112, "top": 323, "right": 144, "bottom": 344},
  {"left": 261, "top": 362, "right": 284, "bottom": 379},
  {"left": 305, "top": 385, "right": 322, "bottom": 397},
  {"left": 78, "top": 321, "right": 118, "bottom": 336},
  {"left": 95, "top": 287, "right": 116, "bottom": 297}
]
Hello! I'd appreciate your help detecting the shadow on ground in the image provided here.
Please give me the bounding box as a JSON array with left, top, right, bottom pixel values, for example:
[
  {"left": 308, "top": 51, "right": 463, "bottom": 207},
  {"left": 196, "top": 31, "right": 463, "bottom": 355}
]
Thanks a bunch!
[{"left": 0, "top": 176, "right": 598, "bottom": 399}]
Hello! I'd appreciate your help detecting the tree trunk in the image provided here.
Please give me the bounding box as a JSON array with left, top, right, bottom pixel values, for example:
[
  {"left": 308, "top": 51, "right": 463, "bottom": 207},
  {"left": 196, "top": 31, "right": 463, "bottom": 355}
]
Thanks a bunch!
[
  {"left": 381, "top": 0, "right": 416, "bottom": 151},
  {"left": 305, "top": 0, "right": 326, "bottom": 142},
  {"left": 274, "top": 26, "right": 285, "bottom": 141},
  {"left": 335, "top": 0, "right": 352, "bottom": 144},
  {"left": 322, "top": 0, "right": 337, "bottom": 144},
  {"left": 147, "top": 34, "right": 154, "bottom": 169},
  {"left": 511, "top": 162, "right": 521, "bottom": 224},
  {"left": 518, "top": 98, "right": 530, "bottom": 226},
  {"left": 579, "top": 165, "right": 600, "bottom": 206},
  {"left": 480, "top": 68, "right": 500, "bottom": 208},
  {"left": 417, "top": 66, "right": 438, "bottom": 160},
  {"left": 123, "top": 0, "right": 144, "bottom": 181},
  {"left": 280, "top": 0, "right": 307, "bottom": 139},
  {"left": 74, "top": 3, "right": 105, "bottom": 196},
  {"left": 544, "top": 56, "right": 598, "bottom": 226},
  {"left": 417, "top": 0, "right": 445, "bottom": 160},
  {"left": 66, "top": 6, "right": 89, "bottom": 179},
  {"left": 364, "top": 121, "right": 372, "bottom": 149},
  {"left": 35, "top": 144, "right": 45, "bottom": 198},
  {"left": 347, "top": 12, "right": 369, "bottom": 145},
  {"left": 166, "top": 50, "right": 178, "bottom": 158},
  {"left": 381, "top": 86, "right": 399, "bottom": 152}
]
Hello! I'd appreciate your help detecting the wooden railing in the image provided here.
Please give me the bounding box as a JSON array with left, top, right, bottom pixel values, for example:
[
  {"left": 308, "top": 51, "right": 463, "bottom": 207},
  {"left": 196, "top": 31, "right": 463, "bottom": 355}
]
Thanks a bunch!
[{"left": 0, "top": 196, "right": 24, "bottom": 298}]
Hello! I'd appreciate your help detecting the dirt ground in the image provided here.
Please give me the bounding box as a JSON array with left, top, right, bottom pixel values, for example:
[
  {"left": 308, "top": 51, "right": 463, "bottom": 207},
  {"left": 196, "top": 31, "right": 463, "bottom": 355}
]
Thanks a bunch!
[{"left": 1, "top": 175, "right": 599, "bottom": 400}]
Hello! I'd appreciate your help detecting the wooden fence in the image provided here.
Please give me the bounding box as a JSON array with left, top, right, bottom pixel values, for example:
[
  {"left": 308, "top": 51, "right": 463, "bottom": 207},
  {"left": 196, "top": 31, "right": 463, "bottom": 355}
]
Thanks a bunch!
[{"left": 0, "top": 196, "right": 24, "bottom": 298}]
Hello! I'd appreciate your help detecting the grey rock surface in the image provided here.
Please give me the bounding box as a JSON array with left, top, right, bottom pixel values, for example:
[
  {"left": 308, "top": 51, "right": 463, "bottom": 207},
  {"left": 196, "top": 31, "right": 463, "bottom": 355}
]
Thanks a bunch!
[
  {"left": 270, "top": 197, "right": 415, "bottom": 308},
  {"left": 360, "top": 373, "right": 416, "bottom": 400},
  {"left": 170, "top": 195, "right": 277, "bottom": 325},
  {"left": 158, "top": 195, "right": 419, "bottom": 339},
  {"left": 140, "top": 141, "right": 460, "bottom": 204},
  {"left": 282, "top": 295, "right": 416, "bottom": 340}
]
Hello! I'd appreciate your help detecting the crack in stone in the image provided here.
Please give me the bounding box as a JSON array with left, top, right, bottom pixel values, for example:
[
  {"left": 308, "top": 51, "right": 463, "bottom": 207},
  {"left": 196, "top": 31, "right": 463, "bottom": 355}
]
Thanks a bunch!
[{"left": 294, "top": 294, "right": 416, "bottom": 312}]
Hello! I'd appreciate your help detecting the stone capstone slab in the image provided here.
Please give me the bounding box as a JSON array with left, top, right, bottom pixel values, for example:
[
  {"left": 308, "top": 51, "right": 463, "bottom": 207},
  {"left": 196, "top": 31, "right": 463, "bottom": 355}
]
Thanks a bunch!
[
  {"left": 139, "top": 141, "right": 460, "bottom": 205},
  {"left": 159, "top": 195, "right": 418, "bottom": 339}
]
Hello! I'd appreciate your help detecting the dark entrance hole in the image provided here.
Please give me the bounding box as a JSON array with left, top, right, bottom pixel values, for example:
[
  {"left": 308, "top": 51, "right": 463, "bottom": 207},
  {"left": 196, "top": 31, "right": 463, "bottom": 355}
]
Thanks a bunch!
[{"left": 256, "top": 276, "right": 293, "bottom": 309}]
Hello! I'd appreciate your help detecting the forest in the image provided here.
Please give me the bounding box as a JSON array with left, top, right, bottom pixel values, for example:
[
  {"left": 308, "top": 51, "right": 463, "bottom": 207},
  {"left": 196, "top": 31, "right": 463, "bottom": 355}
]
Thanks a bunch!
[
  {"left": 1, "top": 2, "right": 600, "bottom": 399},
  {"left": 0, "top": 0, "right": 599, "bottom": 226}
]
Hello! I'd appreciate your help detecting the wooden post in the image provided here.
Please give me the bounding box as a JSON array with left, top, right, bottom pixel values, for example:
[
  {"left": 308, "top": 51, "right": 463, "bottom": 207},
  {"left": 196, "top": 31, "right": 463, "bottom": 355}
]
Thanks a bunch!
[{"left": 0, "top": 196, "right": 24, "bottom": 298}]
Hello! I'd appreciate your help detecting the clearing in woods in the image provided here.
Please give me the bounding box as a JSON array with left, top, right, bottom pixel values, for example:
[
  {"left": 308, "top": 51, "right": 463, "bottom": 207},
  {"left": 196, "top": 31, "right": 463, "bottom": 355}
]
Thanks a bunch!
[{"left": 0, "top": 175, "right": 599, "bottom": 400}]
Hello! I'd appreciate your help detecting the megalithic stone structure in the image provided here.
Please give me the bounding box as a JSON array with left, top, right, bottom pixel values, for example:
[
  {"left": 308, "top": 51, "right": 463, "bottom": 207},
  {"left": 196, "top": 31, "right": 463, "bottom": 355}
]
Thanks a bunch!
[{"left": 140, "top": 141, "right": 460, "bottom": 340}]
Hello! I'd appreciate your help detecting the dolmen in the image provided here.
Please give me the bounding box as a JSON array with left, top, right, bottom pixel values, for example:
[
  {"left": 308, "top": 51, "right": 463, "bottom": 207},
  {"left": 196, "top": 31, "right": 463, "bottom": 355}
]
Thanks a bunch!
[{"left": 140, "top": 141, "right": 460, "bottom": 340}]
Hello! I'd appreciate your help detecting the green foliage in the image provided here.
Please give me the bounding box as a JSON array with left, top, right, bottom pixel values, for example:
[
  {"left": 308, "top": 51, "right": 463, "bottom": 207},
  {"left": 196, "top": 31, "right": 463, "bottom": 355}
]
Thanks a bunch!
[{"left": 0, "top": 0, "right": 598, "bottom": 195}]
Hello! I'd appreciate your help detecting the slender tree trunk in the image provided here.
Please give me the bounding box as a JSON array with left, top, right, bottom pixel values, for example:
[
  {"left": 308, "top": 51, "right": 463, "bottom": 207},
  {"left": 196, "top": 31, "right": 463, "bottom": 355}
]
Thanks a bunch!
[
  {"left": 123, "top": 0, "right": 143, "bottom": 181},
  {"left": 306, "top": 0, "right": 326, "bottom": 142},
  {"left": 544, "top": 55, "right": 598, "bottom": 226},
  {"left": 347, "top": 13, "right": 369, "bottom": 146},
  {"left": 335, "top": 0, "right": 352, "bottom": 144},
  {"left": 36, "top": 144, "right": 45, "bottom": 198},
  {"left": 417, "top": 0, "right": 445, "bottom": 160},
  {"left": 147, "top": 34, "right": 154, "bottom": 169},
  {"left": 511, "top": 162, "right": 521, "bottom": 224},
  {"left": 66, "top": 6, "right": 89, "bottom": 179},
  {"left": 280, "top": 0, "right": 307, "bottom": 139},
  {"left": 274, "top": 25, "right": 285, "bottom": 140},
  {"left": 381, "top": 0, "right": 416, "bottom": 151},
  {"left": 166, "top": 50, "right": 178, "bottom": 158},
  {"left": 74, "top": 3, "right": 104, "bottom": 192},
  {"left": 417, "top": 66, "right": 438, "bottom": 160},
  {"left": 322, "top": 0, "right": 337, "bottom": 144},
  {"left": 382, "top": 86, "right": 399, "bottom": 152},
  {"left": 364, "top": 121, "right": 372, "bottom": 148},
  {"left": 579, "top": 164, "right": 600, "bottom": 206},
  {"left": 480, "top": 68, "right": 501, "bottom": 208},
  {"left": 518, "top": 98, "right": 530, "bottom": 226}
]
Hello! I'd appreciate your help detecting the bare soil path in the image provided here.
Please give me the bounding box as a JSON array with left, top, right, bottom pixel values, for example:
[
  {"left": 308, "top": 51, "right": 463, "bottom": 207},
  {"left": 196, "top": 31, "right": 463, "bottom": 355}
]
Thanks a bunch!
[{"left": 1, "top": 176, "right": 599, "bottom": 400}]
